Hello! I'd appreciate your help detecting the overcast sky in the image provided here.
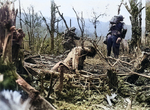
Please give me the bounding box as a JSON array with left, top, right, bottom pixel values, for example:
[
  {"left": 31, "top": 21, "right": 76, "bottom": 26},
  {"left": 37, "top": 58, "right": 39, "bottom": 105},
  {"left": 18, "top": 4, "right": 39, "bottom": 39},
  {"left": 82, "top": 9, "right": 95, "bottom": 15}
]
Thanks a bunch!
[{"left": 15, "top": 0, "right": 146, "bottom": 26}]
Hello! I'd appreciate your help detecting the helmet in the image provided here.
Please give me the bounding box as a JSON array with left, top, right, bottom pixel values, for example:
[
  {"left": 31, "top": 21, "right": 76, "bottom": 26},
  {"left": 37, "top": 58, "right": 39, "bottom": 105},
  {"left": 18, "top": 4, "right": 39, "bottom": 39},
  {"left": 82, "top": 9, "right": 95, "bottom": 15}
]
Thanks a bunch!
[
  {"left": 118, "top": 15, "right": 124, "bottom": 21},
  {"left": 10, "top": 26, "right": 16, "bottom": 31},
  {"left": 69, "top": 27, "right": 76, "bottom": 31}
]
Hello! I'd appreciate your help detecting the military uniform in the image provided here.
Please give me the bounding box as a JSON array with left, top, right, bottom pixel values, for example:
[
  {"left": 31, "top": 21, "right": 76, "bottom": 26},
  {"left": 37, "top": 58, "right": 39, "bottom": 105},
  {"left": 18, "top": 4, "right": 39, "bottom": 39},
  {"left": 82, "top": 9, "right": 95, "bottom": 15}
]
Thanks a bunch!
[
  {"left": 107, "top": 15, "right": 127, "bottom": 58},
  {"left": 62, "top": 27, "right": 80, "bottom": 50},
  {"left": 51, "top": 46, "right": 96, "bottom": 91}
]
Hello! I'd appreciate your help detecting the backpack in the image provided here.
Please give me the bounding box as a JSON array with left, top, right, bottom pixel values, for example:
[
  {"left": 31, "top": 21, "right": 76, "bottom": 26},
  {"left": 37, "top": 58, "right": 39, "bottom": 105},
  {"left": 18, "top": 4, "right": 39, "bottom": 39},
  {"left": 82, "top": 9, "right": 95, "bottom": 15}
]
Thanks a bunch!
[{"left": 109, "top": 15, "right": 124, "bottom": 31}]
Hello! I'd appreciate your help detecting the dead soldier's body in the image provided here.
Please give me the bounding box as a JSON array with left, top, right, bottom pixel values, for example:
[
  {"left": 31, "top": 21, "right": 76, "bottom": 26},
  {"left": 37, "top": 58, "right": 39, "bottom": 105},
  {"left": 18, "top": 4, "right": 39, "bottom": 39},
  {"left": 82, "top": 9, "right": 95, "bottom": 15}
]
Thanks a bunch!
[{"left": 51, "top": 46, "right": 97, "bottom": 91}]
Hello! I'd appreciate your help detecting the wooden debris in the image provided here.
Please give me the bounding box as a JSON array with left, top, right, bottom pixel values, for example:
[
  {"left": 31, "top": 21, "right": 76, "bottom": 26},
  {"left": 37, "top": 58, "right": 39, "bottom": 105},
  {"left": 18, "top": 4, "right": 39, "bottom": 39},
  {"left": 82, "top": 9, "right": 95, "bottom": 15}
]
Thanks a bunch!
[
  {"left": 107, "top": 69, "right": 118, "bottom": 89},
  {"left": 0, "top": 1, "right": 18, "bottom": 63},
  {"left": 15, "top": 72, "right": 56, "bottom": 110},
  {"left": 20, "top": 45, "right": 150, "bottom": 109},
  {"left": 125, "top": 98, "right": 132, "bottom": 110}
]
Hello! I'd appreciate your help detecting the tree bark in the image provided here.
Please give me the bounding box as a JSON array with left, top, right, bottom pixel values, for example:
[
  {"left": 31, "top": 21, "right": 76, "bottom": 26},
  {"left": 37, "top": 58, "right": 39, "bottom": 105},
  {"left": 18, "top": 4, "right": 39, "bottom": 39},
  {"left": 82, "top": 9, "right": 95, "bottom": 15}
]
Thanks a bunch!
[{"left": 0, "top": 1, "right": 18, "bottom": 63}]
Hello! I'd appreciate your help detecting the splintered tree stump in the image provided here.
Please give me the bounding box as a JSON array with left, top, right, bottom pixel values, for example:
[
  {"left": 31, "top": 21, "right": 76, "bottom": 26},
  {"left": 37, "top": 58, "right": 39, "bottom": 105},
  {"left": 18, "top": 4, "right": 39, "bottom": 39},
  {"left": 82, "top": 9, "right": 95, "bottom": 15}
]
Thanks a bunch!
[
  {"left": 107, "top": 69, "right": 118, "bottom": 89},
  {"left": 0, "top": 1, "right": 18, "bottom": 62}
]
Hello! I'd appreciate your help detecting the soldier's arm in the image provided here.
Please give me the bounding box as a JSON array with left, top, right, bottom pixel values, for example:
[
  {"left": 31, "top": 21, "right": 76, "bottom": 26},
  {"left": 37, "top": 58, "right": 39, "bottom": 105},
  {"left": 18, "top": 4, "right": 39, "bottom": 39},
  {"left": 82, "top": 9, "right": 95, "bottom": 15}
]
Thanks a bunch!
[
  {"left": 72, "top": 48, "right": 80, "bottom": 70},
  {"left": 121, "top": 24, "right": 127, "bottom": 39},
  {"left": 74, "top": 35, "right": 80, "bottom": 40},
  {"left": 72, "top": 53, "right": 79, "bottom": 70}
]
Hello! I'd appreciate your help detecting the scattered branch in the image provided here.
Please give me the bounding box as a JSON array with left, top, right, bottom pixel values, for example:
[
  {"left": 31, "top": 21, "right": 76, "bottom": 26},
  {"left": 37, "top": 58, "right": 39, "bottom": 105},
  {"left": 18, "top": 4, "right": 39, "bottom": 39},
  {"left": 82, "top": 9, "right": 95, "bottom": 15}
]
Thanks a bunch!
[{"left": 72, "top": 7, "right": 85, "bottom": 47}]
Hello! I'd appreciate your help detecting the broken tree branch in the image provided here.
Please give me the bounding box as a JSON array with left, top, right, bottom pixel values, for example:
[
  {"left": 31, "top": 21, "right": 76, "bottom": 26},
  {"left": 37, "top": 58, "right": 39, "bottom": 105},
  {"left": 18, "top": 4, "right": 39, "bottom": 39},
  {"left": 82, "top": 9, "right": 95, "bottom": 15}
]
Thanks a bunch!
[
  {"left": 15, "top": 72, "right": 56, "bottom": 110},
  {"left": 55, "top": 5, "right": 69, "bottom": 30}
]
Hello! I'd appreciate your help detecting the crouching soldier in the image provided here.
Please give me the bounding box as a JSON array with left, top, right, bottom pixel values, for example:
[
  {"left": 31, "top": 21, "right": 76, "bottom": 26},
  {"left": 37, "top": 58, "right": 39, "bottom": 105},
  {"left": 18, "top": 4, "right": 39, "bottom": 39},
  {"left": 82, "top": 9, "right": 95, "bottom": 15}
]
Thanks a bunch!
[
  {"left": 62, "top": 27, "right": 80, "bottom": 51},
  {"left": 106, "top": 15, "right": 127, "bottom": 58},
  {"left": 51, "top": 46, "right": 97, "bottom": 91}
]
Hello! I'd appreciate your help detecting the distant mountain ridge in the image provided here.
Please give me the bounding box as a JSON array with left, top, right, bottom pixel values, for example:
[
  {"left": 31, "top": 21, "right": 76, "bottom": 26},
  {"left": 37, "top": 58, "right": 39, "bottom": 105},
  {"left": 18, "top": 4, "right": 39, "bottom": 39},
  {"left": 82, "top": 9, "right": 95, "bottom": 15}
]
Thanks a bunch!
[
  {"left": 16, "top": 14, "right": 133, "bottom": 39},
  {"left": 60, "top": 16, "right": 132, "bottom": 39}
]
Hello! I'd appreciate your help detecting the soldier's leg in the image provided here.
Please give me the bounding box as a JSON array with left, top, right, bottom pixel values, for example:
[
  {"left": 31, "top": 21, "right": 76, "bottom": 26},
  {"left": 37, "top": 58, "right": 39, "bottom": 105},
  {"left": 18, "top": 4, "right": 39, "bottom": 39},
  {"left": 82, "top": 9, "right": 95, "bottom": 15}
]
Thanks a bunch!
[
  {"left": 107, "top": 35, "right": 113, "bottom": 56},
  {"left": 114, "top": 46, "right": 119, "bottom": 58},
  {"left": 55, "top": 64, "right": 68, "bottom": 92},
  {"left": 112, "top": 36, "right": 120, "bottom": 58}
]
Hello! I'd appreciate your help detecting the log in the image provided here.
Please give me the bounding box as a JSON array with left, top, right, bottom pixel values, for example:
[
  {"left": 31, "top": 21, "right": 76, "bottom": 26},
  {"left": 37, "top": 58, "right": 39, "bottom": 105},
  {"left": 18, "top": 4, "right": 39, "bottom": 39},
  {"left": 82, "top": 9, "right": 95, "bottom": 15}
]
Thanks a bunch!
[
  {"left": 24, "top": 64, "right": 108, "bottom": 80},
  {"left": 24, "top": 55, "right": 40, "bottom": 64},
  {"left": 15, "top": 72, "right": 56, "bottom": 110}
]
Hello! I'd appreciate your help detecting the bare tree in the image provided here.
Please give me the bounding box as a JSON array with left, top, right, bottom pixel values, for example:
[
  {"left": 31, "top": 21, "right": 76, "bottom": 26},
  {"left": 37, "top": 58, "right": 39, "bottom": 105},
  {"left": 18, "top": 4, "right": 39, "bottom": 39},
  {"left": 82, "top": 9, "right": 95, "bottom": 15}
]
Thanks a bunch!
[
  {"left": 19, "top": 0, "right": 22, "bottom": 28},
  {"left": 22, "top": 6, "right": 43, "bottom": 52},
  {"left": 38, "top": 32, "right": 47, "bottom": 55},
  {"left": 124, "top": 0, "right": 144, "bottom": 52},
  {"left": 118, "top": 0, "right": 124, "bottom": 15},
  {"left": 146, "top": 1, "right": 150, "bottom": 45},
  {"left": 40, "top": 1, "right": 61, "bottom": 52},
  {"left": 90, "top": 9, "right": 105, "bottom": 38},
  {"left": 73, "top": 8, "right": 85, "bottom": 48},
  {"left": 50, "top": 0, "right": 55, "bottom": 51}
]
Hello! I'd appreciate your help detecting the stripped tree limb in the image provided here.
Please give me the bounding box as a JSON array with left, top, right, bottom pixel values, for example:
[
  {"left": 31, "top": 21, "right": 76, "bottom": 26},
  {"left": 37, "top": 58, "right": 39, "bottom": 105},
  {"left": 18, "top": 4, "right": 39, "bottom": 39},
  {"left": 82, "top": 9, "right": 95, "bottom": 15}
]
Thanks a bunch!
[
  {"left": 125, "top": 98, "right": 132, "bottom": 110},
  {"left": 55, "top": 5, "right": 69, "bottom": 30},
  {"left": 24, "top": 64, "right": 107, "bottom": 79},
  {"left": 107, "top": 57, "right": 133, "bottom": 67},
  {"left": 118, "top": 59, "right": 150, "bottom": 79},
  {"left": 89, "top": 39, "right": 113, "bottom": 67},
  {"left": 118, "top": 0, "right": 123, "bottom": 15},
  {"left": 72, "top": 7, "right": 85, "bottom": 47},
  {"left": 40, "top": 11, "right": 51, "bottom": 35},
  {"left": 38, "top": 31, "right": 48, "bottom": 55},
  {"left": 15, "top": 72, "right": 56, "bottom": 110}
]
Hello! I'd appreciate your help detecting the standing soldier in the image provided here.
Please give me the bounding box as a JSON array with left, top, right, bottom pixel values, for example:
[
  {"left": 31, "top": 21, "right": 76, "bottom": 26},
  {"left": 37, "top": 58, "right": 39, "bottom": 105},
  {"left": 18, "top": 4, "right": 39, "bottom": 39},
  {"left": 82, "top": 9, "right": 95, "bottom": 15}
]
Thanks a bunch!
[
  {"left": 62, "top": 27, "right": 80, "bottom": 50},
  {"left": 106, "top": 15, "right": 127, "bottom": 58},
  {"left": 12, "top": 28, "right": 25, "bottom": 62}
]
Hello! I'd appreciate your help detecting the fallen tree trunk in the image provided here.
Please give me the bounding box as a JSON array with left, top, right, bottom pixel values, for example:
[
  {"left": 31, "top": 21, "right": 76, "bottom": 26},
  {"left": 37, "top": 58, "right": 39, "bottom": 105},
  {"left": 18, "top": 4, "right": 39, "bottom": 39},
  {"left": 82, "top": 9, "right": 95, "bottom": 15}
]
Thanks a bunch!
[
  {"left": 15, "top": 72, "right": 56, "bottom": 110},
  {"left": 24, "top": 58, "right": 150, "bottom": 85},
  {"left": 24, "top": 63, "right": 107, "bottom": 79}
]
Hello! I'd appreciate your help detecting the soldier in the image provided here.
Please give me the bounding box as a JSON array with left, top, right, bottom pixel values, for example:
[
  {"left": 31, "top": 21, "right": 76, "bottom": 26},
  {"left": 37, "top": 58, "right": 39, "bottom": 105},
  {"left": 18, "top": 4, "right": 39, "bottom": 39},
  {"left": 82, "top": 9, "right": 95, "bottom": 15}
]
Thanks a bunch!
[
  {"left": 17, "top": 28, "right": 25, "bottom": 46},
  {"left": 12, "top": 28, "right": 25, "bottom": 62},
  {"left": 62, "top": 27, "right": 80, "bottom": 50},
  {"left": 51, "top": 46, "right": 97, "bottom": 91},
  {"left": 107, "top": 15, "right": 127, "bottom": 58}
]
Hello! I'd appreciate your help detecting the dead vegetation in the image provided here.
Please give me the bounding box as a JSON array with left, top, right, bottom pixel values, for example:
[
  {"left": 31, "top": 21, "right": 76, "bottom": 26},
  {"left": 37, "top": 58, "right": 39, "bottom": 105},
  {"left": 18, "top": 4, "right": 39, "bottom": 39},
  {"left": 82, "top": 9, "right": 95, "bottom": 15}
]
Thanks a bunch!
[{"left": 19, "top": 40, "right": 150, "bottom": 110}]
